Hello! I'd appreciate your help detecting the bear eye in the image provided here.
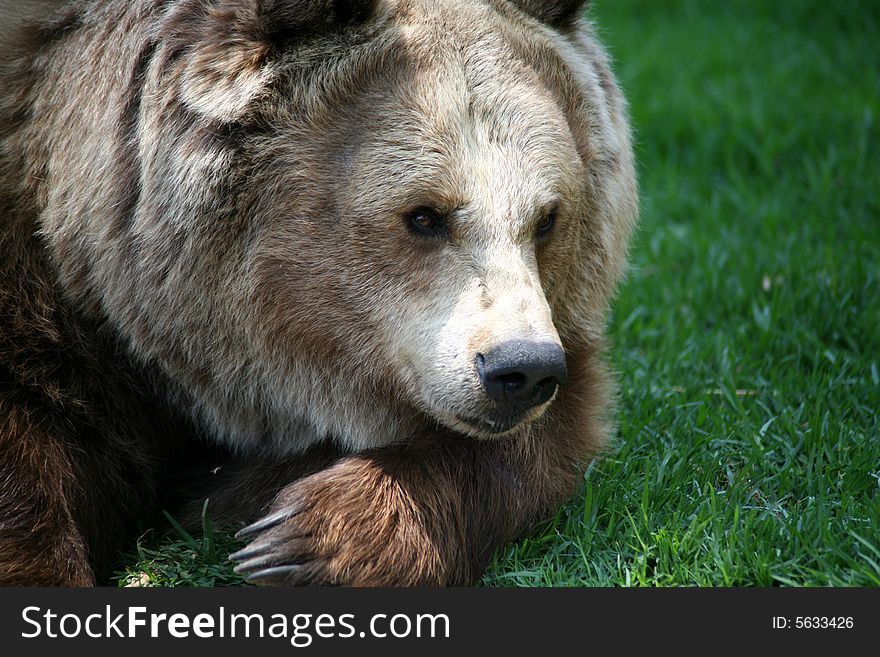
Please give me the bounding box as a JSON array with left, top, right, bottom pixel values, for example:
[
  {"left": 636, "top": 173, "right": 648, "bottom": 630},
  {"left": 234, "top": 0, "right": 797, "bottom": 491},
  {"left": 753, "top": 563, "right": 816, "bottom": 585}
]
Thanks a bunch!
[
  {"left": 536, "top": 205, "right": 559, "bottom": 241},
  {"left": 405, "top": 207, "right": 448, "bottom": 239}
]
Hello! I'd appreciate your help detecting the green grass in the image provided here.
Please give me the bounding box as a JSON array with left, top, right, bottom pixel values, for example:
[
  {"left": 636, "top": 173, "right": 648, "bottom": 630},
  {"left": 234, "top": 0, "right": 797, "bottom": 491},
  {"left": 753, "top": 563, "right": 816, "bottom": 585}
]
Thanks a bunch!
[
  {"left": 116, "top": 502, "right": 248, "bottom": 587},
  {"left": 117, "top": 0, "right": 880, "bottom": 587}
]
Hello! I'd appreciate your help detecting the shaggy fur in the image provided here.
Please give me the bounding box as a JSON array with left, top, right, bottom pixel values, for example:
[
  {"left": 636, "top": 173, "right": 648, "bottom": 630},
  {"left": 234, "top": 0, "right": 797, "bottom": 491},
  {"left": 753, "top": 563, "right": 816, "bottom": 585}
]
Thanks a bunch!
[{"left": 0, "top": 0, "right": 637, "bottom": 586}]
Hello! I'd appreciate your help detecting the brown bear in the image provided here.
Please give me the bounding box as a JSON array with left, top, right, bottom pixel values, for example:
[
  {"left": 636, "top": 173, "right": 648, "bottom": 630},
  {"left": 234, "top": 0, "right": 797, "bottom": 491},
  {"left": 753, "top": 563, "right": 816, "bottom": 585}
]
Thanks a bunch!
[{"left": 0, "top": 0, "right": 637, "bottom": 586}]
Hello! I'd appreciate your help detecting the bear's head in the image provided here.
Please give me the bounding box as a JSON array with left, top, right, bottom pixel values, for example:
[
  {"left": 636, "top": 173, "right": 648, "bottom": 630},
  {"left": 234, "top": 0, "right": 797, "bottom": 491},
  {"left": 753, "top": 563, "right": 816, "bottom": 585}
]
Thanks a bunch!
[{"left": 41, "top": 0, "right": 637, "bottom": 452}]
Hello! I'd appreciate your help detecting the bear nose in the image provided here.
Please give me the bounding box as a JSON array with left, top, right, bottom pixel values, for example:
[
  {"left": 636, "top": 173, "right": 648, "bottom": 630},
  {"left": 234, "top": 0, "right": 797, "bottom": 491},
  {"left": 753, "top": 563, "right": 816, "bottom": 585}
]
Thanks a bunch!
[{"left": 476, "top": 341, "right": 568, "bottom": 413}]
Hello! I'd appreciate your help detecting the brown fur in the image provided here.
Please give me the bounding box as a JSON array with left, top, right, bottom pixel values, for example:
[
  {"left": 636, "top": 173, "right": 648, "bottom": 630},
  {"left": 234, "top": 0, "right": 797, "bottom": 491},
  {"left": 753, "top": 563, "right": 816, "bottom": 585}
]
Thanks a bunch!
[{"left": 0, "top": 0, "right": 637, "bottom": 586}]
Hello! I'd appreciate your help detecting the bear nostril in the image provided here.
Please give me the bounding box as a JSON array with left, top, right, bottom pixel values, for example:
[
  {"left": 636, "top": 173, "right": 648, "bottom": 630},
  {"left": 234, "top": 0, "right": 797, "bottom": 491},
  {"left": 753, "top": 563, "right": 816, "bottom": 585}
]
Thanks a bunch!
[
  {"left": 533, "top": 377, "right": 560, "bottom": 406},
  {"left": 536, "top": 376, "right": 556, "bottom": 390},
  {"left": 490, "top": 371, "right": 527, "bottom": 394}
]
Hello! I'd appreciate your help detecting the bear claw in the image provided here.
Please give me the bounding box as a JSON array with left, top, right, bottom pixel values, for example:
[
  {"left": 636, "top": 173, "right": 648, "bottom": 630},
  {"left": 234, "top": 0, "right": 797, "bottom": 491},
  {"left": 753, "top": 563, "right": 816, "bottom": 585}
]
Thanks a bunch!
[
  {"left": 234, "top": 507, "right": 302, "bottom": 539},
  {"left": 243, "top": 564, "right": 311, "bottom": 585}
]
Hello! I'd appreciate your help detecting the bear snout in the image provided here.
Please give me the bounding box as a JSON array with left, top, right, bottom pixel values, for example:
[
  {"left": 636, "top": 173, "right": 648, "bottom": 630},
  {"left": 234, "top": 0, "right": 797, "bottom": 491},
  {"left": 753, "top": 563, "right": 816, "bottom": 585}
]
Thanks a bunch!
[{"left": 475, "top": 340, "right": 568, "bottom": 416}]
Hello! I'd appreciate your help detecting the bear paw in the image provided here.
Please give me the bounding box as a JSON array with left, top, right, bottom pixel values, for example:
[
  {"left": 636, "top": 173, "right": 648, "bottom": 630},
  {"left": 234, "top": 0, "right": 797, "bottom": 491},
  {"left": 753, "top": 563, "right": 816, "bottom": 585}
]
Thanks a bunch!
[{"left": 228, "top": 456, "right": 446, "bottom": 586}]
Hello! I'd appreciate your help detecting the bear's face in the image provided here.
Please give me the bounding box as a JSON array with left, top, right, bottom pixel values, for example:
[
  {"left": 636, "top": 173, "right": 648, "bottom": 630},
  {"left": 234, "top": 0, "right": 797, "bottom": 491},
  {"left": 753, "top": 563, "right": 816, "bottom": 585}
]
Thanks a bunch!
[
  {"left": 35, "top": 0, "right": 636, "bottom": 452},
  {"left": 325, "top": 40, "right": 582, "bottom": 437}
]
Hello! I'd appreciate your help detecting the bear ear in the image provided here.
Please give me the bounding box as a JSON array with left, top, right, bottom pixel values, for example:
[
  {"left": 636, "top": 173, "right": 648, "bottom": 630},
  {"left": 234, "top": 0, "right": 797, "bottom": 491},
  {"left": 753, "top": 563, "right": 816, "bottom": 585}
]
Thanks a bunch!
[
  {"left": 176, "top": 0, "right": 380, "bottom": 123},
  {"left": 232, "top": 0, "right": 381, "bottom": 43},
  {"left": 509, "top": 0, "right": 590, "bottom": 29}
]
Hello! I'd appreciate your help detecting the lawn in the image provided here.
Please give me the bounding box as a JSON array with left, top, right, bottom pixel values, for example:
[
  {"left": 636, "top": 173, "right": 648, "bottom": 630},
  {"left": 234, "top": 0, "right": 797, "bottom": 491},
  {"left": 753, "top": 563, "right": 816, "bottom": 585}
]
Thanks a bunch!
[{"left": 117, "top": 0, "right": 880, "bottom": 587}]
